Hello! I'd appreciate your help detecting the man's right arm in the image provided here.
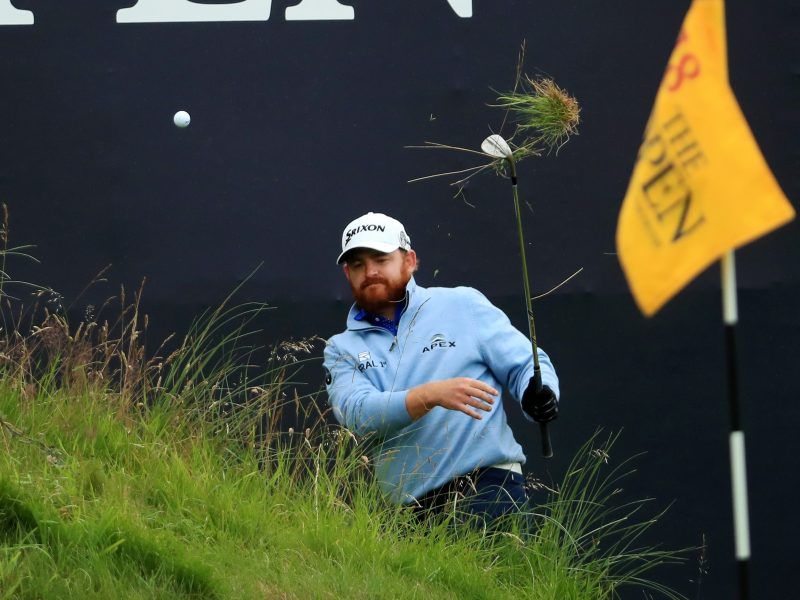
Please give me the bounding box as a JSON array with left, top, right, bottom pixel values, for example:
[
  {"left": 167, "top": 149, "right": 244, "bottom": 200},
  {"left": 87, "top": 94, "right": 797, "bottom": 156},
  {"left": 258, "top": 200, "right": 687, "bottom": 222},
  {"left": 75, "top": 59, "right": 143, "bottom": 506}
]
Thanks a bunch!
[
  {"left": 324, "top": 341, "right": 497, "bottom": 436},
  {"left": 323, "top": 340, "right": 411, "bottom": 437}
]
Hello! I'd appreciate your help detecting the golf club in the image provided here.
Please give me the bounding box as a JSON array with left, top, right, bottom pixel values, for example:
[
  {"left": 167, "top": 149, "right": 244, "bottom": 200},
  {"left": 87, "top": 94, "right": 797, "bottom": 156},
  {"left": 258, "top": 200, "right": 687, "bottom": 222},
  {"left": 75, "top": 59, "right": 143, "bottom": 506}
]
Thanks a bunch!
[{"left": 482, "top": 134, "right": 554, "bottom": 458}]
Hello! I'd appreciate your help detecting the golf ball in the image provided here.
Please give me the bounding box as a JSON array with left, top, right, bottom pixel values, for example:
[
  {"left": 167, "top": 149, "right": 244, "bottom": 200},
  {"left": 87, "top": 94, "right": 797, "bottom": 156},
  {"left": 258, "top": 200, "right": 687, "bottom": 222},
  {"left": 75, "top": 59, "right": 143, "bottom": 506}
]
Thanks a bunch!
[{"left": 173, "top": 110, "right": 191, "bottom": 128}]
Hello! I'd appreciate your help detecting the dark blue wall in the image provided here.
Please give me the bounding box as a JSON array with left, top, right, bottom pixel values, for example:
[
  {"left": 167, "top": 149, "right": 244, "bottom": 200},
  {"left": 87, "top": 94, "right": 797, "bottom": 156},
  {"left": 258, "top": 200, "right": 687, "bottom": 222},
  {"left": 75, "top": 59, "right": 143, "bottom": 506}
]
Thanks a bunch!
[{"left": 2, "top": 2, "right": 798, "bottom": 597}]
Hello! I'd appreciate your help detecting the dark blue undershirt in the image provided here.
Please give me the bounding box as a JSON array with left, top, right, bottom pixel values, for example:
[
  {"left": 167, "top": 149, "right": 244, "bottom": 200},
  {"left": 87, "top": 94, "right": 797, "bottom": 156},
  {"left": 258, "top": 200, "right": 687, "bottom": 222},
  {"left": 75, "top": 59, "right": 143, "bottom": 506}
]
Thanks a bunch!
[{"left": 354, "top": 298, "right": 407, "bottom": 336}]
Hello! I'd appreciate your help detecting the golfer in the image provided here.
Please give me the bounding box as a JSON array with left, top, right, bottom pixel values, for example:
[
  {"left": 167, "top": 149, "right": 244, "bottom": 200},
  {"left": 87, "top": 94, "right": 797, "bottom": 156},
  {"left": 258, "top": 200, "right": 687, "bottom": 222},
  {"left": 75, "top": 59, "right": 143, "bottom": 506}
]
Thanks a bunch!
[{"left": 323, "top": 212, "right": 559, "bottom": 522}]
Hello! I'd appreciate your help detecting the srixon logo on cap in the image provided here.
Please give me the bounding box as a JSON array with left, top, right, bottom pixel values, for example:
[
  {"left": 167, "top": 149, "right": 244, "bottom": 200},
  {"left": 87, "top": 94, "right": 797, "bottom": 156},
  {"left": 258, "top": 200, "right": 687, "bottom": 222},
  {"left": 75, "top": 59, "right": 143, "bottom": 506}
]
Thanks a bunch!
[{"left": 345, "top": 224, "right": 385, "bottom": 246}]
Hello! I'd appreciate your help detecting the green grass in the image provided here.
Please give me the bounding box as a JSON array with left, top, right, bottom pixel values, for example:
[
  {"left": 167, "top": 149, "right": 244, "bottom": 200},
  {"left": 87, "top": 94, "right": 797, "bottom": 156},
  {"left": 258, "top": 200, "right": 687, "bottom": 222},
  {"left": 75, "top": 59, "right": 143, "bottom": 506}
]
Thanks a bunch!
[
  {"left": 0, "top": 284, "right": 687, "bottom": 599},
  {"left": 0, "top": 386, "right": 688, "bottom": 598}
]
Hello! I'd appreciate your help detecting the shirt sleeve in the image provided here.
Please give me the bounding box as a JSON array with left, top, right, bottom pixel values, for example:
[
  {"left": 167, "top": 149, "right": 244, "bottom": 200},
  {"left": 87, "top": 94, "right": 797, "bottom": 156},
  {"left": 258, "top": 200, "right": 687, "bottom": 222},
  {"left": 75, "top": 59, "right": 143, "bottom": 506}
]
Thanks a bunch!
[
  {"left": 323, "top": 339, "right": 413, "bottom": 437},
  {"left": 465, "top": 288, "right": 559, "bottom": 420}
]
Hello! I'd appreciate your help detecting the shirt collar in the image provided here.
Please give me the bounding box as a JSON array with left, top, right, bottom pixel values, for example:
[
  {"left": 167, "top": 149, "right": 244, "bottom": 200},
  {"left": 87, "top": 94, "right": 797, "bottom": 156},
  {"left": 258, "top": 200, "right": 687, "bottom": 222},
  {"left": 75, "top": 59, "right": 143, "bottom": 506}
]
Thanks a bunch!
[
  {"left": 353, "top": 295, "right": 408, "bottom": 334},
  {"left": 348, "top": 277, "right": 418, "bottom": 332},
  {"left": 347, "top": 276, "right": 426, "bottom": 330}
]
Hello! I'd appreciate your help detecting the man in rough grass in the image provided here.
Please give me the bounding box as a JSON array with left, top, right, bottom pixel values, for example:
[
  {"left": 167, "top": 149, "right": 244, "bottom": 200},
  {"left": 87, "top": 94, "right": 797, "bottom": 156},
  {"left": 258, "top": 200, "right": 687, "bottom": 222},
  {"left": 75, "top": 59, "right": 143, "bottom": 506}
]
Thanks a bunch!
[{"left": 324, "top": 212, "right": 559, "bottom": 524}]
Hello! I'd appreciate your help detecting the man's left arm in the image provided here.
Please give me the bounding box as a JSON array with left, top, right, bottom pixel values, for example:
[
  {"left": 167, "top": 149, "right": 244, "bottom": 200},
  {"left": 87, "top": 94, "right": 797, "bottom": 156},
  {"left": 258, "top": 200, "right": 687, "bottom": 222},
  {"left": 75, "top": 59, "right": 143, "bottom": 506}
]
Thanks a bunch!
[{"left": 466, "top": 288, "right": 559, "bottom": 423}]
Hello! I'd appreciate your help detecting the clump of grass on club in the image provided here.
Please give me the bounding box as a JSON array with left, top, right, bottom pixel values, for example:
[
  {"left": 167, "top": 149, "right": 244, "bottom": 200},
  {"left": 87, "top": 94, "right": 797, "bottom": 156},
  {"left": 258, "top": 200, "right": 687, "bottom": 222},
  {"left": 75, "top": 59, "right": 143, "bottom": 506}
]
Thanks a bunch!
[
  {"left": 408, "top": 42, "right": 580, "bottom": 189},
  {"left": 494, "top": 75, "right": 580, "bottom": 155}
]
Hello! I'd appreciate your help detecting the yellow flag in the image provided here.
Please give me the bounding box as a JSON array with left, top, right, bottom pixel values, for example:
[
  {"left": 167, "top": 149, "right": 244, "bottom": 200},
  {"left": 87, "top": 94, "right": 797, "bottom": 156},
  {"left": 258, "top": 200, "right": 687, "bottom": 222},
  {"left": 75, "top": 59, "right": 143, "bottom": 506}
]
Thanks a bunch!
[{"left": 616, "top": 0, "right": 795, "bottom": 316}]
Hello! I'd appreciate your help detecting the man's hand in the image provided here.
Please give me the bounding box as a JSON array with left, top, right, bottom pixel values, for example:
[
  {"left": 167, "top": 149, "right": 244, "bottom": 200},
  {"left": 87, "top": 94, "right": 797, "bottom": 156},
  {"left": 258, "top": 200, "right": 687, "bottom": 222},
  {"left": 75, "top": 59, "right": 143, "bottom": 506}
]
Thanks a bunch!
[
  {"left": 521, "top": 371, "right": 558, "bottom": 423},
  {"left": 406, "top": 378, "right": 498, "bottom": 421}
]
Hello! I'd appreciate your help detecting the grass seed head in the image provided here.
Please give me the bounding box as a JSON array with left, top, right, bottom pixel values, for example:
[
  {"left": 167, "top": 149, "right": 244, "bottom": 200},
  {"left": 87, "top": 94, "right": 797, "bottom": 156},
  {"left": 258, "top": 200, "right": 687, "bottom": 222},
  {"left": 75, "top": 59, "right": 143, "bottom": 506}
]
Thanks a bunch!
[{"left": 496, "top": 76, "right": 580, "bottom": 153}]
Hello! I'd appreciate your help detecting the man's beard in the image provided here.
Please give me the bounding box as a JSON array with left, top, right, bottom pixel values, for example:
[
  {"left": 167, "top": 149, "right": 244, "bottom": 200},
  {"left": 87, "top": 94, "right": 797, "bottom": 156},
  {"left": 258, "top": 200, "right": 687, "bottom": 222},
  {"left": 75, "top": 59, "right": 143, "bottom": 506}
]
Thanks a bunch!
[{"left": 351, "top": 270, "right": 412, "bottom": 315}]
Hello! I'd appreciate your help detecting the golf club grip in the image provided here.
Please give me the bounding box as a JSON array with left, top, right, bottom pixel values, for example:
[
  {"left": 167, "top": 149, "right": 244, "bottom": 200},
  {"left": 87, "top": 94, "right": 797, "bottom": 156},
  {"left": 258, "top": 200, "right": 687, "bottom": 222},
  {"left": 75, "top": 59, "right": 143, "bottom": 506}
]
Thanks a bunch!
[{"left": 540, "top": 422, "right": 553, "bottom": 458}]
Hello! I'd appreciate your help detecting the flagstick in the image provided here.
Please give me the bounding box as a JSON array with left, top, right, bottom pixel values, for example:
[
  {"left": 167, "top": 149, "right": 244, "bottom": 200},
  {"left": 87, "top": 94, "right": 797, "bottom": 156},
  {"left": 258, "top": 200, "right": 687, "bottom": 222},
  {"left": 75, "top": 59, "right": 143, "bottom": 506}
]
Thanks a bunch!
[
  {"left": 508, "top": 160, "right": 553, "bottom": 458},
  {"left": 721, "top": 250, "right": 751, "bottom": 600}
]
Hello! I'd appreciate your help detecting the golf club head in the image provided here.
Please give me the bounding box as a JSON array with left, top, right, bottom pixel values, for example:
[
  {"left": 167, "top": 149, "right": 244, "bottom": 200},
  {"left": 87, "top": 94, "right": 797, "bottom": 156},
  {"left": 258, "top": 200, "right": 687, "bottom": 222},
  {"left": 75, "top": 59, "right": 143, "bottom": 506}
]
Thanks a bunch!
[{"left": 481, "top": 134, "right": 513, "bottom": 159}]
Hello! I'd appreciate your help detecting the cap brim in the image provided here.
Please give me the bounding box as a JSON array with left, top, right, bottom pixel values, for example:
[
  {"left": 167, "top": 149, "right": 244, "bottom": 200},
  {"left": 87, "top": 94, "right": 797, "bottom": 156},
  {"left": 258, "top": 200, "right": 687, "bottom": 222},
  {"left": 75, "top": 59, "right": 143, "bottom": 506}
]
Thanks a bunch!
[{"left": 336, "top": 241, "right": 401, "bottom": 264}]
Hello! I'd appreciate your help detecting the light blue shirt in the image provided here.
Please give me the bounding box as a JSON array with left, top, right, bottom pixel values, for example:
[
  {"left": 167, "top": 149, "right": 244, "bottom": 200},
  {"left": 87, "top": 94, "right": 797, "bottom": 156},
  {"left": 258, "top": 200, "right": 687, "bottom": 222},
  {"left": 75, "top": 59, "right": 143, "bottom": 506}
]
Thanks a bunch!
[{"left": 323, "top": 277, "right": 559, "bottom": 504}]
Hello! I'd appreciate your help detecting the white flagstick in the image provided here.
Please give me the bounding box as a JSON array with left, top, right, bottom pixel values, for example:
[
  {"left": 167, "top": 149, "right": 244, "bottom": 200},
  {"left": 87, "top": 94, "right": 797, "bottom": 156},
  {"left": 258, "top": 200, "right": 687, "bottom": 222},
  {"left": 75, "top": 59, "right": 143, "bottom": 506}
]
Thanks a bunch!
[{"left": 721, "top": 250, "right": 751, "bottom": 600}]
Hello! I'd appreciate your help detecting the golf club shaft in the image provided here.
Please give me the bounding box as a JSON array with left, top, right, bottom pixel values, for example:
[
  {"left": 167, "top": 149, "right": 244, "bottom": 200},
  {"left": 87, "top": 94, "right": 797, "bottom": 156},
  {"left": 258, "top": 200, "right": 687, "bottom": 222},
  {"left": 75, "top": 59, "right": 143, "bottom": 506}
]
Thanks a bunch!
[{"left": 509, "top": 161, "right": 553, "bottom": 459}]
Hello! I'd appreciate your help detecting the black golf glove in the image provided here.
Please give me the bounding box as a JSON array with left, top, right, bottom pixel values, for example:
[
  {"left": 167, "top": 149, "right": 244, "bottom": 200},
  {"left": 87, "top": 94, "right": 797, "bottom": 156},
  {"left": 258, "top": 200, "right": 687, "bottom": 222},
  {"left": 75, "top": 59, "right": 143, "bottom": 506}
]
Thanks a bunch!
[{"left": 521, "top": 370, "right": 558, "bottom": 423}]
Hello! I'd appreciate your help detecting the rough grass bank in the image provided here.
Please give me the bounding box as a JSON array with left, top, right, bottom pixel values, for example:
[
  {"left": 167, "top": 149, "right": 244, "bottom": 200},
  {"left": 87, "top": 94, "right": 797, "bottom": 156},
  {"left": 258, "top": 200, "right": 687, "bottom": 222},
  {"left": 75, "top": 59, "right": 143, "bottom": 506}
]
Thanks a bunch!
[{"left": 0, "top": 287, "right": 688, "bottom": 599}]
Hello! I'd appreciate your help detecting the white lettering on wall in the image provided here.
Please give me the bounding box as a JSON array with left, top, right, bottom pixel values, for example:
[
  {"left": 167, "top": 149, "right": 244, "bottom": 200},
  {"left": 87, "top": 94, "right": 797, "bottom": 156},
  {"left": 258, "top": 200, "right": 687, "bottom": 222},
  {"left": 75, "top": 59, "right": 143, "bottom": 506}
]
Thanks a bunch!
[
  {"left": 117, "top": 0, "right": 271, "bottom": 24},
  {"left": 6, "top": 0, "right": 471, "bottom": 25},
  {"left": 446, "top": 0, "right": 472, "bottom": 18},
  {"left": 0, "top": 1, "right": 33, "bottom": 25},
  {"left": 286, "top": 0, "right": 354, "bottom": 21}
]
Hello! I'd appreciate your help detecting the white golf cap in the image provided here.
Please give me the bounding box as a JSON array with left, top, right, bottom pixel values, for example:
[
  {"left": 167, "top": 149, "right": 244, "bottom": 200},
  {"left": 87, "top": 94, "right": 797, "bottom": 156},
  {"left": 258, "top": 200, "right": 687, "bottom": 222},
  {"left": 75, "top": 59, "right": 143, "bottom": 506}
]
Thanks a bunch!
[{"left": 337, "top": 212, "right": 412, "bottom": 264}]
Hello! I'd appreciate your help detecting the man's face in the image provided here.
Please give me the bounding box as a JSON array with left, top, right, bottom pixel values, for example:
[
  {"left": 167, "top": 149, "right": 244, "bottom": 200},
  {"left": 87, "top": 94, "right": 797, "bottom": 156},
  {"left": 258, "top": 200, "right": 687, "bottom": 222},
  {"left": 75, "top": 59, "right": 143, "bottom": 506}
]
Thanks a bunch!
[{"left": 343, "top": 248, "right": 417, "bottom": 314}]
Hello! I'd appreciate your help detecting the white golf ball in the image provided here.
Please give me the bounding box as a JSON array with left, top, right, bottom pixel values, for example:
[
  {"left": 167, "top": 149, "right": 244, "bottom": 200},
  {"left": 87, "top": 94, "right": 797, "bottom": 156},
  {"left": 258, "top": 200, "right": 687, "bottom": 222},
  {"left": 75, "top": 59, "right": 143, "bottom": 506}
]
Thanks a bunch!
[{"left": 173, "top": 110, "right": 191, "bottom": 128}]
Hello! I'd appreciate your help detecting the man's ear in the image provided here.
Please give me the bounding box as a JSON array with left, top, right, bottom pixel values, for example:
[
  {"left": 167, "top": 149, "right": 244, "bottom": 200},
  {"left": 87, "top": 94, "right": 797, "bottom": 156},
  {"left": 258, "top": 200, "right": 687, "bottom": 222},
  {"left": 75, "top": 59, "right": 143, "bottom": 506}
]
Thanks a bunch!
[
  {"left": 342, "top": 263, "right": 351, "bottom": 282},
  {"left": 405, "top": 250, "right": 418, "bottom": 272}
]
